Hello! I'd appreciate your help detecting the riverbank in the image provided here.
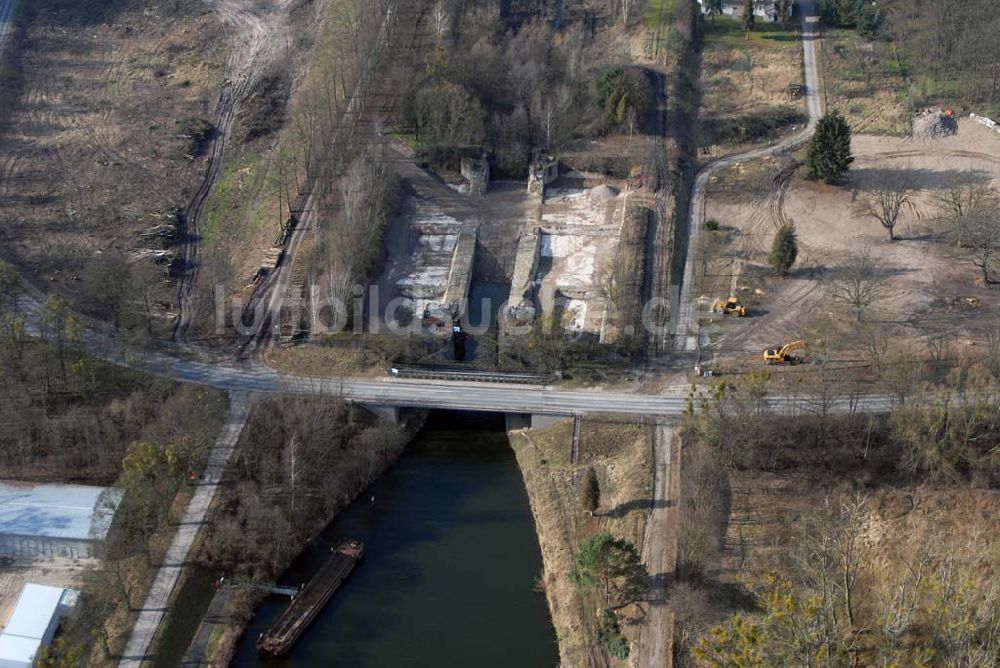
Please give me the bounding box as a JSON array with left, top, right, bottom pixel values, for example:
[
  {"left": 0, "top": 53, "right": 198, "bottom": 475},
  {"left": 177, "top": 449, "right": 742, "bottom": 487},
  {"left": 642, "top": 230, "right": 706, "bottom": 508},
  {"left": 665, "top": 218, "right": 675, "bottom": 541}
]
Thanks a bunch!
[
  {"left": 230, "top": 410, "right": 558, "bottom": 666},
  {"left": 161, "top": 399, "right": 426, "bottom": 665},
  {"left": 509, "top": 419, "right": 654, "bottom": 666}
]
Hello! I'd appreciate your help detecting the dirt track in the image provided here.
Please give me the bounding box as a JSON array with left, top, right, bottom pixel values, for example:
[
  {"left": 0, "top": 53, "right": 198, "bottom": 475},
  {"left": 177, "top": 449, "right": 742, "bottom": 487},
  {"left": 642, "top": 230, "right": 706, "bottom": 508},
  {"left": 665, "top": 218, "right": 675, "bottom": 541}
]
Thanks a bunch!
[{"left": 174, "top": 0, "right": 292, "bottom": 342}]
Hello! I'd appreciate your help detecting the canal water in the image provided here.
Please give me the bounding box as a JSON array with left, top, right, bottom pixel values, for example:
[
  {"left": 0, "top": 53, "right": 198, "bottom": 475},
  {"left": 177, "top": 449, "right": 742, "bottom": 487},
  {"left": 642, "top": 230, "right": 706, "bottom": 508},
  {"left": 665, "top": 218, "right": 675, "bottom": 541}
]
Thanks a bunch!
[{"left": 233, "top": 411, "right": 558, "bottom": 667}]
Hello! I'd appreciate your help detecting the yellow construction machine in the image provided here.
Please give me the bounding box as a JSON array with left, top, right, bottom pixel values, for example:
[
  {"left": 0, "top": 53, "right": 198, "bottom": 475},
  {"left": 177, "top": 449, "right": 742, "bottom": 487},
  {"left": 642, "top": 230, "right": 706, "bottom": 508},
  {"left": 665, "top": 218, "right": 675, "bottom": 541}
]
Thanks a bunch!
[
  {"left": 763, "top": 339, "right": 806, "bottom": 365},
  {"left": 712, "top": 296, "right": 748, "bottom": 317}
]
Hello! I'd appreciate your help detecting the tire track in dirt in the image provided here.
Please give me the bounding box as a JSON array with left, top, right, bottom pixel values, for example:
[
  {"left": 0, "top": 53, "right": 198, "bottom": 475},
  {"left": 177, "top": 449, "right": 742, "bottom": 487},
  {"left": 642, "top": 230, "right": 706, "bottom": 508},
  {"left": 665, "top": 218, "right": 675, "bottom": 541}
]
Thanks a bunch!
[{"left": 173, "top": 0, "right": 287, "bottom": 342}]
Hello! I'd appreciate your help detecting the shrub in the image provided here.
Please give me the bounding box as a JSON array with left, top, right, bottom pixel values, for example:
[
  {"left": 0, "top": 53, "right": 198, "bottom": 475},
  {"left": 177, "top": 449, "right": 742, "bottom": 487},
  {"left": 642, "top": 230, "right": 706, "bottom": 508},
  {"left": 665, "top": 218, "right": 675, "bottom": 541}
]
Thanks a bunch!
[
  {"left": 769, "top": 223, "right": 798, "bottom": 275},
  {"left": 595, "top": 67, "right": 652, "bottom": 132},
  {"left": 597, "top": 609, "right": 630, "bottom": 659},
  {"left": 581, "top": 467, "right": 600, "bottom": 514},
  {"left": 706, "top": 219, "right": 721, "bottom": 231}
]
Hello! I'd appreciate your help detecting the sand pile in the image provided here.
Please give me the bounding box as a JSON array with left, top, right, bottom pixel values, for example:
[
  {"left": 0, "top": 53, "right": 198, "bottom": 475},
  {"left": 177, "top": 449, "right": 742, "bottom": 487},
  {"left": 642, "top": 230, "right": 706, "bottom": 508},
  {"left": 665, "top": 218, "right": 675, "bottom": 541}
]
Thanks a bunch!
[
  {"left": 588, "top": 184, "right": 620, "bottom": 201},
  {"left": 912, "top": 109, "right": 958, "bottom": 139}
]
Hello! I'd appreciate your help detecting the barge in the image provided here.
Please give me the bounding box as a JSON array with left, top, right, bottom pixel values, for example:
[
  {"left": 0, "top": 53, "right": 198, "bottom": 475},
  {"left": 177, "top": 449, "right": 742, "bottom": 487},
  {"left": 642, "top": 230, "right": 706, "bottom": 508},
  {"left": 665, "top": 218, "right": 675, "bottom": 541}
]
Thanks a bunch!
[{"left": 256, "top": 538, "right": 365, "bottom": 656}]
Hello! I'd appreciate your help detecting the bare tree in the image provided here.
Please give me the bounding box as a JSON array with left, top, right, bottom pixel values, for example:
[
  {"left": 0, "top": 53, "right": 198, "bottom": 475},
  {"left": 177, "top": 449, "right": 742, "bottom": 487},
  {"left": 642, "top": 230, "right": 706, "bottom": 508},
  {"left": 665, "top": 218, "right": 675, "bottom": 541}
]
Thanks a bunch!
[
  {"left": 856, "top": 173, "right": 919, "bottom": 241},
  {"left": 961, "top": 204, "right": 1000, "bottom": 286},
  {"left": 932, "top": 178, "right": 997, "bottom": 247},
  {"left": 827, "top": 250, "right": 891, "bottom": 321}
]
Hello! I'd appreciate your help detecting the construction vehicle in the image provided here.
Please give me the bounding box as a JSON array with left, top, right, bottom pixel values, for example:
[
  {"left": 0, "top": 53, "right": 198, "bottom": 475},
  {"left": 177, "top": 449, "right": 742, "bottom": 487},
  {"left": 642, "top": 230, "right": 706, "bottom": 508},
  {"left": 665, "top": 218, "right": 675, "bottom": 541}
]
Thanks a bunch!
[
  {"left": 763, "top": 339, "right": 806, "bottom": 365},
  {"left": 712, "top": 296, "right": 748, "bottom": 317}
]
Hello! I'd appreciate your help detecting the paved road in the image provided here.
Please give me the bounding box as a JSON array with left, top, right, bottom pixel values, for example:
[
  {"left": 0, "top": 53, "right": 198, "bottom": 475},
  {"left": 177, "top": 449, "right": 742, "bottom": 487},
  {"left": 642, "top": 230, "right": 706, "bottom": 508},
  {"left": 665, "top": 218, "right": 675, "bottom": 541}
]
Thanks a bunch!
[
  {"left": 15, "top": 287, "right": 896, "bottom": 417},
  {"left": 675, "top": 0, "right": 823, "bottom": 353},
  {"left": 118, "top": 393, "right": 249, "bottom": 668}
]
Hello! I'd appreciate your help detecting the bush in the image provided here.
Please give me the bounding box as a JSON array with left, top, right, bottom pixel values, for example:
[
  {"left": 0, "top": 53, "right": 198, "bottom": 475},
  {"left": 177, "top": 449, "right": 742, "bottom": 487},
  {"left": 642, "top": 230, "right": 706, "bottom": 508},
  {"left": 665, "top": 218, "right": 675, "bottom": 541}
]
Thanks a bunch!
[
  {"left": 240, "top": 68, "right": 291, "bottom": 141},
  {"left": 177, "top": 117, "right": 215, "bottom": 158},
  {"left": 581, "top": 467, "right": 600, "bottom": 513},
  {"left": 706, "top": 219, "right": 721, "bottom": 231},
  {"left": 820, "top": 0, "right": 882, "bottom": 36},
  {"left": 597, "top": 609, "right": 630, "bottom": 660},
  {"left": 769, "top": 223, "right": 798, "bottom": 275},
  {"left": 704, "top": 107, "right": 807, "bottom": 145}
]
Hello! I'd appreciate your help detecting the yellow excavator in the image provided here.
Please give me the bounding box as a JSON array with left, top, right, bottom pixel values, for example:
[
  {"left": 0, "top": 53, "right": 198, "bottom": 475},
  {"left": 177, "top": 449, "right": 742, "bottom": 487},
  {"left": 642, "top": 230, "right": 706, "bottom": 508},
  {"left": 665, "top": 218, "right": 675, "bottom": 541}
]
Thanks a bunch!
[
  {"left": 712, "top": 296, "right": 748, "bottom": 317},
  {"left": 763, "top": 339, "right": 806, "bottom": 365}
]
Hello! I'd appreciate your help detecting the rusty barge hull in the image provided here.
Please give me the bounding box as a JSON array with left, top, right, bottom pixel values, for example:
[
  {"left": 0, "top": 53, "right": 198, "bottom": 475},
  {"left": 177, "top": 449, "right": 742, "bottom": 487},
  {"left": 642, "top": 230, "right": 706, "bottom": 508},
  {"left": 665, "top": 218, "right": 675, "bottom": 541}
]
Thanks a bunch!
[{"left": 257, "top": 539, "right": 365, "bottom": 656}]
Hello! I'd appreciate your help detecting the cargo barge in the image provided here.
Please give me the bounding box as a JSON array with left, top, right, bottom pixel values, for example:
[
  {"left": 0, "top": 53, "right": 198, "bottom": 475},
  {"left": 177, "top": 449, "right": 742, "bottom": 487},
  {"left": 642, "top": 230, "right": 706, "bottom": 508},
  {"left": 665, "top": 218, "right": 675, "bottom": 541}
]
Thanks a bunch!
[{"left": 256, "top": 539, "right": 365, "bottom": 656}]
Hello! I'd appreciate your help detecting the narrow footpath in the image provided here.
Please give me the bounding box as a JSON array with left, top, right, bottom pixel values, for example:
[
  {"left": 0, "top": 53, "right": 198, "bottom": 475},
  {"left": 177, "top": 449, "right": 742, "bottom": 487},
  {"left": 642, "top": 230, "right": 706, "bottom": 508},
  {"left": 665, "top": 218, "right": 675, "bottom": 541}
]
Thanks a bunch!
[
  {"left": 118, "top": 392, "right": 250, "bottom": 667},
  {"left": 637, "top": 425, "right": 678, "bottom": 668}
]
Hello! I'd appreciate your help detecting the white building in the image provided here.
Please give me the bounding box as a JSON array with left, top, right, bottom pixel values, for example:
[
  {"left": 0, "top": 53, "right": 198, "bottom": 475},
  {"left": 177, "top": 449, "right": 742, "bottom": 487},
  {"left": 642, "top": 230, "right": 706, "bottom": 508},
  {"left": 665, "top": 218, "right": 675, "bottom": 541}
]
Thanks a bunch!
[
  {"left": 697, "top": 0, "right": 786, "bottom": 23},
  {"left": 0, "top": 584, "right": 78, "bottom": 668},
  {"left": 0, "top": 482, "right": 122, "bottom": 560}
]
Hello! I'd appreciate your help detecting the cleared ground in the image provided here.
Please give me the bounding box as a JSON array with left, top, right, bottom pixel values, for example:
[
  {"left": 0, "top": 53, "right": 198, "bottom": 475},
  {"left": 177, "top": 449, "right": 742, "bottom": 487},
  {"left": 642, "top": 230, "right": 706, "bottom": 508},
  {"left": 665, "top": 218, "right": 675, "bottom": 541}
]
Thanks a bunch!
[
  {"left": 699, "top": 118, "right": 1000, "bottom": 368},
  {"left": 0, "top": 1, "right": 228, "bottom": 320}
]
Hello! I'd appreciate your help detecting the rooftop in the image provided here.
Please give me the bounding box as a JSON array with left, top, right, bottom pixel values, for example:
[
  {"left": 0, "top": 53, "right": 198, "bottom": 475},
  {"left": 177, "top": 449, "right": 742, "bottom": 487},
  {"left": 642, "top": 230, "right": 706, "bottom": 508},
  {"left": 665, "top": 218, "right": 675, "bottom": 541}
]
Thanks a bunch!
[
  {"left": 0, "top": 481, "right": 122, "bottom": 543},
  {"left": 0, "top": 583, "right": 77, "bottom": 667}
]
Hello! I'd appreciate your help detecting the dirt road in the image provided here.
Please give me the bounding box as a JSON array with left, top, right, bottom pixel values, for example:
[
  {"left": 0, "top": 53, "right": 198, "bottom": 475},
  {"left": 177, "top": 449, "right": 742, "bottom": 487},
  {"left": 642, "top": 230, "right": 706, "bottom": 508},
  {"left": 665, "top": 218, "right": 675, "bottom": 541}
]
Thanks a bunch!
[
  {"left": 637, "top": 425, "right": 678, "bottom": 668},
  {"left": 675, "top": 0, "right": 823, "bottom": 354},
  {"left": 174, "top": 1, "right": 291, "bottom": 343}
]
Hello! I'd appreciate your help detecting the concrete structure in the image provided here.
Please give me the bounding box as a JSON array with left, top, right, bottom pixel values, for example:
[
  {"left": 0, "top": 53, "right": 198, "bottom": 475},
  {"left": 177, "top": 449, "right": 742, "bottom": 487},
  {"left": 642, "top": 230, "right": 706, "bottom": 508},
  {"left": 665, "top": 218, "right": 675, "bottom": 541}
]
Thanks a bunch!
[
  {"left": 442, "top": 230, "right": 476, "bottom": 321},
  {"left": 0, "top": 584, "right": 78, "bottom": 668},
  {"left": 527, "top": 153, "right": 559, "bottom": 198},
  {"left": 697, "top": 0, "right": 784, "bottom": 22},
  {"left": 0, "top": 482, "right": 122, "bottom": 560},
  {"left": 502, "top": 227, "right": 541, "bottom": 333},
  {"left": 459, "top": 152, "right": 490, "bottom": 196}
]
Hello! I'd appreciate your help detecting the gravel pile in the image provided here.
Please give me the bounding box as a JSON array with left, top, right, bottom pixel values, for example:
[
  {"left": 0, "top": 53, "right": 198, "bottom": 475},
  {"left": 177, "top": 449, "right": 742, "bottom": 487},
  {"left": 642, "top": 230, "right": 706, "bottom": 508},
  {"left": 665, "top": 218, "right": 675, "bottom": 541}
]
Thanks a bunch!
[
  {"left": 912, "top": 109, "right": 958, "bottom": 139},
  {"left": 588, "top": 184, "right": 620, "bottom": 201}
]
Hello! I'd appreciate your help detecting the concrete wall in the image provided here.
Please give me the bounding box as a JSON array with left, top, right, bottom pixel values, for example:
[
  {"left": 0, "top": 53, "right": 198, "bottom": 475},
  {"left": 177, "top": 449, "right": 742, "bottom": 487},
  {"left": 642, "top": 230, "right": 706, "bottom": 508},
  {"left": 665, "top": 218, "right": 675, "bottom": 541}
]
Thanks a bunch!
[
  {"left": 443, "top": 230, "right": 476, "bottom": 320},
  {"left": 527, "top": 154, "right": 559, "bottom": 198},
  {"left": 504, "top": 228, "right": 541, "bottom": 326},
  {"left": 460, "top": 155, "right": 490, "bottom": 196},
  {"left": 0, "top": 534, "right": 96, "bottom": 560}
]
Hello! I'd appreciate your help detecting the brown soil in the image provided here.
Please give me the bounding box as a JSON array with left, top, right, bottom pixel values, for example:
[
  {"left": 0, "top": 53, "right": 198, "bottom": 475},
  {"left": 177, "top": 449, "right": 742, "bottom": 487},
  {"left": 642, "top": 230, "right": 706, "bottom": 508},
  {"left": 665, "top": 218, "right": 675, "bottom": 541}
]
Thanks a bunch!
[
  {"left": 0, "top": 1, "right": 228, "bottom": 318},
  {"left": 701, "top": 118, "right": 1000, "bottom": 365},
  {"left": 510, "top": 419, "right": 653, "bottom": 667}
]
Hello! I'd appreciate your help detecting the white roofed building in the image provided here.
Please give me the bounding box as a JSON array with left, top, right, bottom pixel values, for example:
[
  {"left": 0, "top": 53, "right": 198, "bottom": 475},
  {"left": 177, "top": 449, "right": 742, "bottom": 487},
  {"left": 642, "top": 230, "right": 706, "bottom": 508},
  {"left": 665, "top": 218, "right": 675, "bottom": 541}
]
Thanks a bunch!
[
  {"left": 0, "top": 481, "right": 122, "bottom": 560},
  {"left": 0, "top": 583, "right": 78, "bottom": 668}
]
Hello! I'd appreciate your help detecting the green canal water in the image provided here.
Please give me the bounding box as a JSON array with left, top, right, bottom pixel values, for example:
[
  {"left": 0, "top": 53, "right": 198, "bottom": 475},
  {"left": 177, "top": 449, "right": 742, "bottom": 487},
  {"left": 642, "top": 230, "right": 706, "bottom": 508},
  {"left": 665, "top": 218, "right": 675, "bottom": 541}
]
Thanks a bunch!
[{"left": 232, "top": 411, "right": 559, "bottom": 667}]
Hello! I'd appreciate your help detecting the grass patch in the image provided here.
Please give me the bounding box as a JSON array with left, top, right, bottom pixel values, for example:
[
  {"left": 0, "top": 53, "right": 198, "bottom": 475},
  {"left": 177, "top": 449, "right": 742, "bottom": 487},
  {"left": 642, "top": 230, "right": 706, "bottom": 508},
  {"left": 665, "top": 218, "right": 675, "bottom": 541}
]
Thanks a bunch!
[
  {"left": 150, "top": 565, "right": 217, "bottom": 668},
  {"left": 702, "top": 16, "right": 800, "bottom": 48},
  {"left": 820, "top": 28, "right": 909, "bottom": 134},
  {"left": 201, "top": 151, "right": 260, "bottom": 251}
]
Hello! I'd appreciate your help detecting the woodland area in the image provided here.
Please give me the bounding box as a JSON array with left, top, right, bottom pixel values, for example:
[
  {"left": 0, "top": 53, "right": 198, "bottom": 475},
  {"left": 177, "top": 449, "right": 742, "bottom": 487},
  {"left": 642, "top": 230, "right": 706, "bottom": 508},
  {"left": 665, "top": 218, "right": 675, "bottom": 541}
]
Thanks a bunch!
[
  {"left": 201, "top": 397, "right": 412, "bottom": 580},
  {"left": 399, "top": 2, "right": 623, "bottom": 177},
  {"left": 823, "top": 0, "right": 1000, "bottom": 115},
  {"left": 671, "top": 358, "right": 1000, "bottom": 666},
  {"left": 0, "top": 261, "right": 228, "bottom": 665}
]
